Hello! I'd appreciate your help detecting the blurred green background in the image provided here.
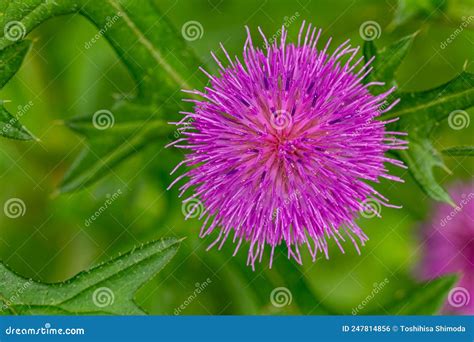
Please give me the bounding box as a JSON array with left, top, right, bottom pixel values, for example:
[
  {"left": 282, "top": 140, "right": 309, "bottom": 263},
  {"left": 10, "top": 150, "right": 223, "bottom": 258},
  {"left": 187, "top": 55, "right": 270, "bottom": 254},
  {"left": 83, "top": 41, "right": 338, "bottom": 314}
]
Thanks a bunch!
[{"left": 0, "top": 0, "right": 473, "bottom": 315}]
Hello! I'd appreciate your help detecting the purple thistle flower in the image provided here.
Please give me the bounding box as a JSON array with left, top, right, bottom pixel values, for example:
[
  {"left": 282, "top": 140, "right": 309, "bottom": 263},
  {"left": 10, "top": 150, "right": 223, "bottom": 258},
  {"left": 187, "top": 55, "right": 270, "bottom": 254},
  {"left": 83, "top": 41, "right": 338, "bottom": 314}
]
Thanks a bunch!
[
  {"left": 420, "top": 181, "right": 474, "bottom": 314},
  {"left": 168, "top": 22, "right": 407, "bottom": 268}
]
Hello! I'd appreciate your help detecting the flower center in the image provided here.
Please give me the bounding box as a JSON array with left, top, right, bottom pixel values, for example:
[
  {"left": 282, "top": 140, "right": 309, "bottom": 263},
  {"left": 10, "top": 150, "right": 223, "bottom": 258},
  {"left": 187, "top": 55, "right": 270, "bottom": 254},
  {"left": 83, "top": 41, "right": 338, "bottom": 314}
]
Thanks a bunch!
[
  {"left": 275, "top": 137, "right": 298, "bottom": 157},
  {"left": 258, "top": 131, "right": 307, "bottom": 179}
]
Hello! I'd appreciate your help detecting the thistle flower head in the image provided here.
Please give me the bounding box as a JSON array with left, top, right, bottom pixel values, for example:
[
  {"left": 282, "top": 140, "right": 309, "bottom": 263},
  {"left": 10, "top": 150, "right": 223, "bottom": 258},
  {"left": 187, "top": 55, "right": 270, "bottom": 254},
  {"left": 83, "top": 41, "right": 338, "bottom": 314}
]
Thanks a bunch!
[
  {"left": 169, "top": 22, "right": 407, "bottom": 268},
  {"left": 421, "top": 181, "right": 474, "bottom": 314}
]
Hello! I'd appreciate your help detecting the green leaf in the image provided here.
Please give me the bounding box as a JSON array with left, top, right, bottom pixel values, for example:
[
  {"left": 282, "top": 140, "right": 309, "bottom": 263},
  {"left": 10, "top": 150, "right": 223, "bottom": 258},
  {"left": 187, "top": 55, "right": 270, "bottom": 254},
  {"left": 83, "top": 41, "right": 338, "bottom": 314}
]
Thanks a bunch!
[
  {"left": 66, "top": 101, "right": 168, "bottom": 138},
  {"left": 390, "top": 0, "right": 446, "bottom": 28},
  {"left": 58, "top": 123, "right": 169, "bottom": 193},
  {"left": 0, "top": 237, "right": 181, "bottom": 315},
  {"left": 59, "top": 101, "right": 172, "bottom": 193},
  {"left": 377, "top": 275, "right": 458, "bottom": 315},
  {"left": 443, "top": 146, "right": 474, "bottom": 157},
  {"left": 398, "top": 140, "right": 454, "bottom": 204},
  {"left": 77, "top": 0, "right": 204, "bottom": 99},
  {"left": 0, "top": 40, "right": 31, "bottom": 88},
  {"left": 0, "top": 40, "right": 35, "bottom": 140},
  {"left": 0, "top": 103, "right": 35, "bottom": 140},
  {"left": 387, "top": 72, "right": 474, "bottom": 204},
  {"left": 363, "top": 33, "right": 417, "bottom": 93},
  {"left": 362, "top": 40, "right": 377, "bottom": 67},
  {"left": 383, "top": 72, "right": 474, "bottom": 121}
]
